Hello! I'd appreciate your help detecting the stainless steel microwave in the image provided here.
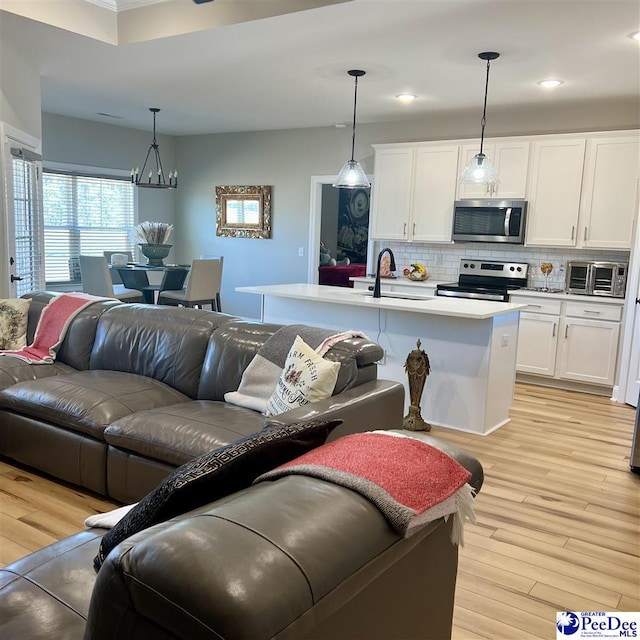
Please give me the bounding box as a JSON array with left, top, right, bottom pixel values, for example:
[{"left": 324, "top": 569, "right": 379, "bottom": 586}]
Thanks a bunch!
[
  {"left": 452, "top": 199, "right": 527, "bottom": 244},
  {"left": 566, "top": 261, "right": 628, "bottom": 298}
]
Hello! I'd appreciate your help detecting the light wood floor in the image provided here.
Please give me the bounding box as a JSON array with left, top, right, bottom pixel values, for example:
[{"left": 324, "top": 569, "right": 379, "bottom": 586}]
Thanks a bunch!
[{"left": 0, "top": 383, "right": 638, "bottom": 640}]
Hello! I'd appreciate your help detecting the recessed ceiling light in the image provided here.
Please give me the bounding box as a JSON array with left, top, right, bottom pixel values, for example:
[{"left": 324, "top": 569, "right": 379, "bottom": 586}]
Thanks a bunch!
[
  {"left": 396, "top": 94, "right": 417, "bottom": 104},
  {"left": 630, "top": 31, "right": 640, "bottom": 41},
  {"left": 537, "top": 79, "right": 564, "bottom": 89}
]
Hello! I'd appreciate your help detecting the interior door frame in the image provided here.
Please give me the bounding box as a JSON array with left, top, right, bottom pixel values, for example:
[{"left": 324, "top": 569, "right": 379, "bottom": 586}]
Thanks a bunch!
[
  {"left": 0, "top": 122, "right": 42, "bottom": 298},
  {"left": 616, "top": 202, "right": 640, "bottom": 406},
  {"left": 307, "top": 174, "right": 374, "bottom": 284}
]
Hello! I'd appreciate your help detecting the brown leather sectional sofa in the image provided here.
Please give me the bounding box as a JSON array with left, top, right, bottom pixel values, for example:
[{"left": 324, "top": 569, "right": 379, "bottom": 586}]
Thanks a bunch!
[
  {"left": 0, "top": 292, "right": 485, "bottom": 640},
  {"left": 0, "top": 292, "right": 404, "bottom": 502}
]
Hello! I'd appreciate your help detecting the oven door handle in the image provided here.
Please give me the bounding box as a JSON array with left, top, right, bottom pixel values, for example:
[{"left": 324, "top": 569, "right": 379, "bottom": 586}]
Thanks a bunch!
[
  {"left": 436, "top": 289, "right": 506, "bottom": 302},
  {"left": 504, "top": 207, "right": 512, "bottom": 237}
]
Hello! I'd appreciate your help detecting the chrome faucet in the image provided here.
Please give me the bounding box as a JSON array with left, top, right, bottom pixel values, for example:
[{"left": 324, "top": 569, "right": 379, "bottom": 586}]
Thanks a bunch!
[{"left": 373, "top": 248, "right": 396, "bottom": 298}]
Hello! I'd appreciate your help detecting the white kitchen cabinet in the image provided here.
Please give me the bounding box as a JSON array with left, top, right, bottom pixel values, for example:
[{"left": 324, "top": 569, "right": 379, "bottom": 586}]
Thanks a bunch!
[
  {"left": 516, "top": 312, "right": 559, "bottom": 376},
  {"left": 456, "top": 141, "right": 530, "bottom": 199},
  {"left": 370, "top": 144, "right": 459, "bottom": 242},
  {"left": 526, "top": 138, "right": 587, "bottom": 246},
  {"left": 511, "top": 297, "right": 561, "bottom": 377},
  {"left": 370, "top": 147, "right": 414, "bottom": 241},
  {"left": 512, "top": 294, "right": 623, "bottom": 388},
  {"left": 557, "top": 317, "right": 620, "bottom": 386},
  {"left": 579, "top": 135, "right": 640, "bottom": 250}
]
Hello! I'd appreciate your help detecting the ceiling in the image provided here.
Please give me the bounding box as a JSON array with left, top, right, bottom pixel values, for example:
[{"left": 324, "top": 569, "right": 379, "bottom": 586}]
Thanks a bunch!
[{"left": 1, "top": 0, "right": 639, "bottom": 136}]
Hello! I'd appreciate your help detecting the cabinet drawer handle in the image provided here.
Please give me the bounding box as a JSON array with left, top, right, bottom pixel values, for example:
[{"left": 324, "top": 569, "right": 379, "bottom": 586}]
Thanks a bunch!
[
  {"left": 584, "top": 226, "right": 588, "bottom": 241},
  {"left": 526, "top": 304, "right": 542, "bottom": 309},
  {"left": 583, "top": 309, "right": 601, "bottom": 315},
  {"left": 552, "top": 322, "right": 556, "bottom": 338},
  {"left": 565, "top": 325, "right": 569, "bottom": 339},
  {"left": 403, "top": 222, "right": 407, "bottom": 236},
  {"left": 413, "top": 222, "right": 416, "bottom": 235},
  {"left": 571, "top": 225, "right": 575, "bottom": 241}
]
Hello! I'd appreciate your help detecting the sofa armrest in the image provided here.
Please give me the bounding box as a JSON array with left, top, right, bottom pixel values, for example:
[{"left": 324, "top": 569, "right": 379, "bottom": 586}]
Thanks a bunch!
[
  {"left": 84, "top": 475, "right": 461, "bottom": 640},
  {"left": 265, "top": 379, "right": 405, "bottom": 439}
]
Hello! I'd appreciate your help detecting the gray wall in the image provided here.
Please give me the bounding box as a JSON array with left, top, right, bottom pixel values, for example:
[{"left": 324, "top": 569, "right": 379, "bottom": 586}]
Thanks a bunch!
[
  {"left": 37, "top": 97, "right": 638, "bottom": 318},
  {"left": 175, "top": 97, "right": 639, "bottom": 319},
  {"left": 42, "top": 113, "right": 177, "bottom": 263}
]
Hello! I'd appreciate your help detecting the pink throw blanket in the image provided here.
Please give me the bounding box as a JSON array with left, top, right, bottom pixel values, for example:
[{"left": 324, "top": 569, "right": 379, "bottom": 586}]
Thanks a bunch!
[
  {"left": 255, "top": 431, "right": 476, "bottom": 544},
  {"left": 0, "top": 293, "right": 105, "bottom": 364}
]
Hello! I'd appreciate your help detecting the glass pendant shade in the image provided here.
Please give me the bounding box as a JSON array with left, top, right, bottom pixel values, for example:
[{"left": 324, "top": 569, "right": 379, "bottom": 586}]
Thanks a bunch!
[
  {"left": 333, "top": 159, "right": 370, "bottom": 188},
  {"left": 459, "top": 153, "right": 500, "bottom": 185},
  {"left": 459, "top": 51, "right": 500, "bottom": 187},
  {"left": 334, "top": 69, "right": 370, "bottom": 189}
]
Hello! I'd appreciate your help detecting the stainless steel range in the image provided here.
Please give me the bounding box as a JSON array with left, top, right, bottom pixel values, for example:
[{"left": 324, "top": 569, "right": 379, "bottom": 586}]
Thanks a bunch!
[{"left": 436, "top": 259, "right": 529, "bottom": 301}]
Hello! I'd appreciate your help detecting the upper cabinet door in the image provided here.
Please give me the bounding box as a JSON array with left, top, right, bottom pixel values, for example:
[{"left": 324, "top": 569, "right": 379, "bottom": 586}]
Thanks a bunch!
[
  {"left": 412, "top": 145, "right": 459, "bottom": 242},
  {"left": 456, "top": 141, "right": 529, "bottom": 199},
  {"left": 370, "top": 147, "right": 414, "bottom": 241},
  {"left": 526, "top": 139, "right": 586, "bottom": 246},
  {"left": 579, "top": 136, "right": 640, "bottom": 250}
]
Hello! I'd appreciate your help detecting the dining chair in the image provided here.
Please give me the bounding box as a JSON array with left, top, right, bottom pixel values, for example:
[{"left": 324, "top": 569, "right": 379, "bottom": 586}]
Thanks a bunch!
[
  {"left": 79, "top": 255, "right": 143, "bottom": 302},
  {"left": 103, "top": 251, "right": 133, "bottom": 284},
  {"left": 157, "top": 258, "right": 223, "bottom": 311},
  {"left": 143, "top": 268, "right": 190, "bottom": 305}
]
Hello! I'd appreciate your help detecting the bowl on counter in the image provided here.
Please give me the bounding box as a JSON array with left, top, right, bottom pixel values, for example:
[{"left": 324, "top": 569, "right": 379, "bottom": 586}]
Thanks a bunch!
[{"left": 405, "top": 272, "right": 430, "bottom": 281}]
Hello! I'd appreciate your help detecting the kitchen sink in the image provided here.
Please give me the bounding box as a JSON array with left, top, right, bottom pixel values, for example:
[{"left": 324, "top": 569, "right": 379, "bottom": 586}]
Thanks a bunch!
[{"left": 349, "top": 290, "right": 433, "bottom": 301}]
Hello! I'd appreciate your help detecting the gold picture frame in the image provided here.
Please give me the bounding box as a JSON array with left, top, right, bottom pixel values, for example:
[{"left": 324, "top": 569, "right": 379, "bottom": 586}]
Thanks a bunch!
[{"left": 215, "top": 185, "right": 272, "bottom": 239}]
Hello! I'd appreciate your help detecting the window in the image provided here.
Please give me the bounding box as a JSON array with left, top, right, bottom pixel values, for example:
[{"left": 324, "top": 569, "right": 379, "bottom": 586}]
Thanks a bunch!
[
  {"left": 9, "top": 148, "right": 46, "bottom": 296},
  {"left": 42, "top": 171, "right": 135, "bottom": 283}
]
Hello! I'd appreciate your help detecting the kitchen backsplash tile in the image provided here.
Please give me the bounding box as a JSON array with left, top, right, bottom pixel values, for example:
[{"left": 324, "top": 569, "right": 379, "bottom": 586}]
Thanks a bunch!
[{"left": 377, "top": 241, "right": 629, "bottom": 290}]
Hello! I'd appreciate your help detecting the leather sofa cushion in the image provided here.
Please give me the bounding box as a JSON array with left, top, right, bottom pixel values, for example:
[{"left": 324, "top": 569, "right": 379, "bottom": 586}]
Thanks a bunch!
[
  {"left": 198, "top": 321, "right": 383, "bottom": 401},
  {"left": 22, "top": 292, "right": 120, "bottom": 370},
  {"left": 104, "top": 400, "right": 268, "bottom": 466},
  {"left": 94, "top": 419, "right": 342, "bottom": 570},
  {"left": 89, "top": 305, "right": 239, "bottom": 399},
  {"left": 0, "top": 371, "right": 189, "bottom": 440},
  {"left": 0, "top": 357, "right": 75, "bottom": 392},
  {"left": 0, "top": 529, "right": 103, "bottom": 640}
]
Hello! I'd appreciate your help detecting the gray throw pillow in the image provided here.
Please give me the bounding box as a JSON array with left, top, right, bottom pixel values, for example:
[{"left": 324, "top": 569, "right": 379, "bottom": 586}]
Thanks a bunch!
[{"left": 94, "top": 418, "right": 342, "bottom": 571}]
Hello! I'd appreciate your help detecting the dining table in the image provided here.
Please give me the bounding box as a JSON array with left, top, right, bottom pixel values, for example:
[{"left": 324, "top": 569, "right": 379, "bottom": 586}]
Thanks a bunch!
[{"left": 112, "top": 263, "right": 190, "bottom": 304}]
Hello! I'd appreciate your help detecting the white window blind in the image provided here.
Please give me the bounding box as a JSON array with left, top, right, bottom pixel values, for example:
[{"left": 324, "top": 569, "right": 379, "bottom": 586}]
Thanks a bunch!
[
  {"left": 11, "top": 150, "right": 46, "bottom": 296},
  {"left": 43, "top": 172, "right": 135, "bottom": 283}
]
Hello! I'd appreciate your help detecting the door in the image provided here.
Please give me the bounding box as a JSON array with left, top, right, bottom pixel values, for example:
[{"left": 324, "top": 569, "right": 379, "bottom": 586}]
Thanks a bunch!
[
  {"left": 558, "top": 317, "right": 620, "bottom": 386},
  {"left": 516, "top": 312, "right": 558, "bottom": 376},
  {"left": 370, "top": 147, "right": 414, "bottom": 241},
  {"left": 580, "top": 136, "right": 639, "bottom": 250},
  {"left": 411, "top": 145, "right": 459, "bottom": 242},
  {"left": 625, "top": 295, "right": 640, "bottom": 406},
  {"left": 526, "top": 138, "right": 586, "bottom": 246},
  {"left": 1, "top": 124, "right": 45, "bottom": 297}
]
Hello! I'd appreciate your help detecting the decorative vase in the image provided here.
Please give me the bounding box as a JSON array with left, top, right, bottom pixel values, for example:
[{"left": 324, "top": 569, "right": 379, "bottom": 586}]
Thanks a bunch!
[{"left": 139, "top": 244, "right": 172, "bottom": 266}]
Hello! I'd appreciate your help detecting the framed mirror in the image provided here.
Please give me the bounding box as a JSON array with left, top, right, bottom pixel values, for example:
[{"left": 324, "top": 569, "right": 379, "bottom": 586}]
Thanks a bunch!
[{"left": 215, "top": 185, "right": 272, "bottom": 238}]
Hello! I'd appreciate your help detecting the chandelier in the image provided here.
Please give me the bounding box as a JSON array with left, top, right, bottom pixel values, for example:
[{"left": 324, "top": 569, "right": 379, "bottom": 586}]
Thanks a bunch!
[{"left": 131, "top": 108, "right": 177, "bottom": 189}]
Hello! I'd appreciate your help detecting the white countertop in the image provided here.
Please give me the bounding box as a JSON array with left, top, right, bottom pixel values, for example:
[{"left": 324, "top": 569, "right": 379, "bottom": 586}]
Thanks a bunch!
[
  {"left": 350, "top": 276, "right": 626, "bottom": 305},
  {"left": 236, "top": 283, "right": 526, "bottom": 320}
]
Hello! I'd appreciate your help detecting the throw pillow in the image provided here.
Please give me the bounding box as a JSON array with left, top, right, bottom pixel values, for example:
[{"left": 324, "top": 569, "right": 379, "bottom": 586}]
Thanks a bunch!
[
  {"left": 265, "top": 335, "right": 340, "bottom": 416},
  {"left": 0, "top": 298, "right": 30, "bottom": 350},
  {"left": 93, "top": 418, "right": 342, "bottom": 571}
]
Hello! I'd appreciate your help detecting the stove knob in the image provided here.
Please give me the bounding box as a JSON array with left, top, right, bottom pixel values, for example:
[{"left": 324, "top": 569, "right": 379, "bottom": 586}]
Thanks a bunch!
[
  {"left": 517, "top": 266, "right": 522, "bottom": 272},
  {"left": 470, "top": 264, "right": 475, "bottom": 269},
  {"left": 510, "top": 266, "right": 515, "bottom": 271},
  {"left": 463, "top": 263, "right": 469, "bottom": 268}
]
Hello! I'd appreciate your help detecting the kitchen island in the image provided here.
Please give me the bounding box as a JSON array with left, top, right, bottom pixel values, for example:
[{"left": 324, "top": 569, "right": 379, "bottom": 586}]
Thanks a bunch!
[{"left": 237, "top": 283, "right": 526, "bottom": 435}]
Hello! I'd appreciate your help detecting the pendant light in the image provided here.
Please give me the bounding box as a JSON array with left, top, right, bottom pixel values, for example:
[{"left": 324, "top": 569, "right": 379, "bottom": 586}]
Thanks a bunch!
[
  {"left": 459, "top": 52, "right": 500, "bottom": 187},
  {"left": 131, "top": 108, "right": 178, "bottom": 189},
  {"left": 333, "top": 69, "right": 370, "bottom": 189}
]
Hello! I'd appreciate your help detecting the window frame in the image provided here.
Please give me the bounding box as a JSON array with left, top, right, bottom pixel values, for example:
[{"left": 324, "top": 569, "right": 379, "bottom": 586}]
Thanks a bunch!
[{"left": 42, "top": 162, "right": 138, "bottom": 286}]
